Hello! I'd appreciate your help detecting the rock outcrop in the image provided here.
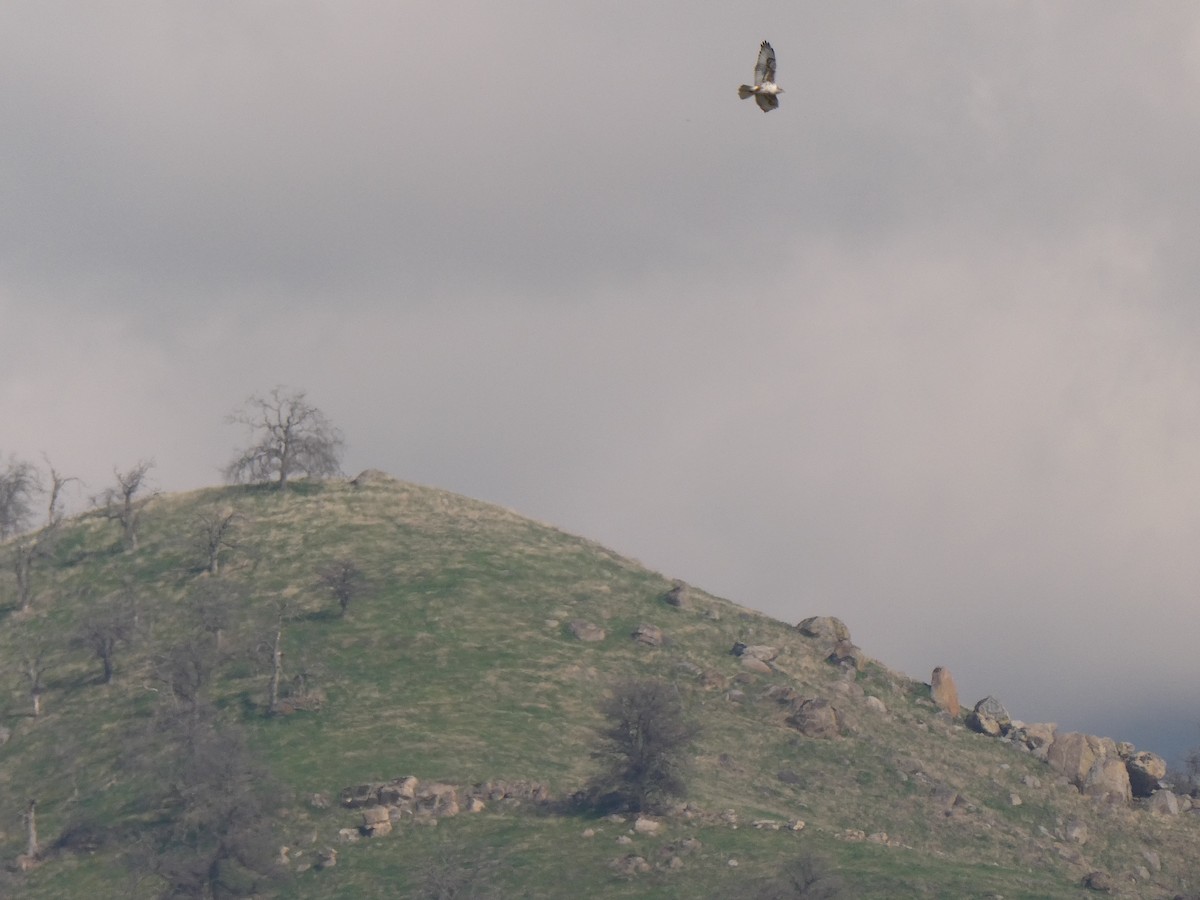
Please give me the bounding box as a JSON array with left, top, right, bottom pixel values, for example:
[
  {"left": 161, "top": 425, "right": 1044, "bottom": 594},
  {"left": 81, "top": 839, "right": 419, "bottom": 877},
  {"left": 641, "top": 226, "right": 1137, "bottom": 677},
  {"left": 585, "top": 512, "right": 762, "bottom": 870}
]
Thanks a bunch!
[
  {"left": 929, "top": 667, "right": 960, "bottom": 717},
  {"left": 966, "top": 696, "right": 1011, "bottom": 737}
]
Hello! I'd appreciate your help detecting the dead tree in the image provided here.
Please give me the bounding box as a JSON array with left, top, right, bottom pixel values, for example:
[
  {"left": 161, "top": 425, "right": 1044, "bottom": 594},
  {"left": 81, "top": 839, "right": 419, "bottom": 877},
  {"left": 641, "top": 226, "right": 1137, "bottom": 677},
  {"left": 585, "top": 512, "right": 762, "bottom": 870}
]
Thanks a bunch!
[
  {"left": 23, "top": 799, "right": 38, "bottom": 859},
  {"left": 194, "top": 508, "right": 240, "bottom": 575},
  {"left": 224, "top": 387, "right": 343, "bottom": 492},
  {"left": 75, "top": 600, "right": 135, "bottom": 684},
  {"left": 96, "top": 460, "right": 155, "bottom": 551},
  {"left": 316, "top": 557, "right": 366, "bottom": 617},
  {"left": 42, "top": 456, "right": 79, "bottom": 528},
  {"left": 21, "top": 650, "right": 48, "bottom": 718},
  {"left": 0, "top": 456, "right": 40, "bottom": 540}
]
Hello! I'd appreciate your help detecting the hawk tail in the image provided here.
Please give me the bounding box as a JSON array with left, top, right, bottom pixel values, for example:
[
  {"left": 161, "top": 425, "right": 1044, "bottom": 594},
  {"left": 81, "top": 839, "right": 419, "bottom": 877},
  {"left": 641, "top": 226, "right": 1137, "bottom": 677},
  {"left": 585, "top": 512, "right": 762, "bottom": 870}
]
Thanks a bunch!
[{"left": 737, "top": 84, "right": 756, "bottom": 99}]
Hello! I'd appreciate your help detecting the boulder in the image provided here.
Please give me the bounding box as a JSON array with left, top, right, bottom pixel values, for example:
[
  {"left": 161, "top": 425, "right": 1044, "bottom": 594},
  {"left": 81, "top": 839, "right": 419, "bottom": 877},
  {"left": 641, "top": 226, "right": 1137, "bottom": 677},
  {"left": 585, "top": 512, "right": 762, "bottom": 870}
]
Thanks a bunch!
[
  {"left": 1047, "top": 732, "right": 1105, "bottom": 789},
  {"left": 827, "top": 639, "right": 864, "bottom": 671},
  {"left": 929, "top": 667, "right": 960, "bottom": 717},
  {"left": 739, "top": 656, "right": 772, "bottom": 674},
  {"left": 1010, "top": 722, "right": 1056, "bottom": 753},
  {"left": 631, "top": 624, "right": 664, "bottom": 647},
  {"left": 1082, "top": 758, "right": 1131, "bottom": 803},
  {"left": 796, "top": 616, "right": 851, "bottom": 645},
  {"left": 662, "top": 581, "right": 691, "bottom": 609},
  {"left": 1082, "top": 870, "right": 1113, "bottom": 893},
  {"left": 787, "top": 698, "right": 842, "bottom": 738},
  {"left": 864, "top": 695, "right": 887, "bottom": 715},
  {"left": 633, "top": 817, "right": 662, "bottom": 835},
  {"left": 1147, "top": 789, "right": 1180, "bottom": 816},
  {"left": 736, "top": 644, "right": 780, "bottom": 662},
  {"left": 1125, "top": 751, "right": 1167, "bottom": 798},
  {"left": 966, "top": 696, "right": 1011, "bottom": 737},
  {"left": 569, "top": 620, "right": 606, "bottom": 642}
]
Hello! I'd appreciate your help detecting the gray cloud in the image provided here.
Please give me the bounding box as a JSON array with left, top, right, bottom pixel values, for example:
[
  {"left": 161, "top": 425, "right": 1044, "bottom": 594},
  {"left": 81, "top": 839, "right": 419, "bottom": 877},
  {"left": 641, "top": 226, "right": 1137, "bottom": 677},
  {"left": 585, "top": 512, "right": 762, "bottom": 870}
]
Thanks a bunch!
[{"left": 4, "top": 2, "right": 1200, "bottom": 760}]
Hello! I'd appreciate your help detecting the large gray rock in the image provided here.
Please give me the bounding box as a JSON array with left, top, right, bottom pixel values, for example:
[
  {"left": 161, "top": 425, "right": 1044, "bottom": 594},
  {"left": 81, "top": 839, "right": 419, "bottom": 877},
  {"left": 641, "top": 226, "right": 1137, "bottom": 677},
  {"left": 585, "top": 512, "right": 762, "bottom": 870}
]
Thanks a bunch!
[
  {"left": 1047, "top": 732, "right": 1105, "bottom": 789},
  {"left": 1147, "top": 789, "right": 1180, "bottom": 816},
  {"left": 569, "top": 620, "right": 606, "bottom": 642},
  {"left": 796, "top": 616, "right": 851, "bottom": 644},
  {"left": 787, "top": 698, "right": 842, "bottom": 738},
  {"left": 631, "top": 623, "right": 664, "bottom": 647},
  {"left": 966, "top": 696, "right": 1011, "bottom": 737},
  {"left": 929, "top": 667, "right": 960, "bottom": 718},
  {"left": 1082, "top": 758, "right": 1131, "bottom": 803},
  {"left": 1125, "top": 751, "right": 1167, "bottom": 798},
  {"left": 827, "top": 639, "right": 865, "bottom": 671}
]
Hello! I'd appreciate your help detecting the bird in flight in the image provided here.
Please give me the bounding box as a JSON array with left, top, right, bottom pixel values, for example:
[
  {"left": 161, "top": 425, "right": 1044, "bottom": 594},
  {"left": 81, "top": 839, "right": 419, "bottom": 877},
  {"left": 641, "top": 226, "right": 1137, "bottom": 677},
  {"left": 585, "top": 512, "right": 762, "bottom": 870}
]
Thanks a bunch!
[{"left": 738, "top": 41, "right": 783, "bottom": 112}]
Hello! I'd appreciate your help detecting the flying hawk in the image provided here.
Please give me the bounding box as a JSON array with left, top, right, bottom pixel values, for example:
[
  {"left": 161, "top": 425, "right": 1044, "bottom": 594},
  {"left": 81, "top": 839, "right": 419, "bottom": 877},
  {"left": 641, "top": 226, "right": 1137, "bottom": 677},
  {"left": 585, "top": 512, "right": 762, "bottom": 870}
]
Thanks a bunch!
[{"left": 738, "top": 41, "right": 783, "bottom": 112}]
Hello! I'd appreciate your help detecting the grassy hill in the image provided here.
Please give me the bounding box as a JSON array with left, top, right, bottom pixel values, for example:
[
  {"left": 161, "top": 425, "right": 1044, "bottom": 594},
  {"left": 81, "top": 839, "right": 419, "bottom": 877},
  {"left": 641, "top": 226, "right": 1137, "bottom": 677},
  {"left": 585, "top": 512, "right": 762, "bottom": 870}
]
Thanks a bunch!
[{"left": 1, "top": 472, "right": 1196, "bottom": 898}]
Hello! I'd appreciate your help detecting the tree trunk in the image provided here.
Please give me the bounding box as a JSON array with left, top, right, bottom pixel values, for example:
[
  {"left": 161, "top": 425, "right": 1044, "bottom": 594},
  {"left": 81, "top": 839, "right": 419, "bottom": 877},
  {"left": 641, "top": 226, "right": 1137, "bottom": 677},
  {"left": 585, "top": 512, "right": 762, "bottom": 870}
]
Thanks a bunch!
[
  {"left": 24, "top": 799, "right": 37, "bottom": 858},
  {"left": 15, "top": 543, "right": 33, "bottom": 611},
  {"left": 267, "top": 623, "right": 283, "bottom": 715}
]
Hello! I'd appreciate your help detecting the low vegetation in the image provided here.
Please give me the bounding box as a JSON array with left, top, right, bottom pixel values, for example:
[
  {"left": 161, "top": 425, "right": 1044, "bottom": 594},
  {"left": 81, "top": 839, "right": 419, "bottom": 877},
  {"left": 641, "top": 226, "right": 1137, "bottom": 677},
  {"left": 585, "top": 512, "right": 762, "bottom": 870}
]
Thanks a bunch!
[{"left": 0, "top": 471, "right": 1197, "bottom": 898}]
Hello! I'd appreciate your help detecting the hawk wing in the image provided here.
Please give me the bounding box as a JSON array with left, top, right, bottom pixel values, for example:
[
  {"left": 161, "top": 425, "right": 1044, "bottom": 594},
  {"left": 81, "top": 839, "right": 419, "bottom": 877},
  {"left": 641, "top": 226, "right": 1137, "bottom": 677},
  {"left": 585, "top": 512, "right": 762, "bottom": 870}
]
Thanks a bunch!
[
  {"left": 754, "top": 41, "right": 776, "bottom": 85},
  {"left": 755, "top": 92, "right": 779, "bottom": 112}
]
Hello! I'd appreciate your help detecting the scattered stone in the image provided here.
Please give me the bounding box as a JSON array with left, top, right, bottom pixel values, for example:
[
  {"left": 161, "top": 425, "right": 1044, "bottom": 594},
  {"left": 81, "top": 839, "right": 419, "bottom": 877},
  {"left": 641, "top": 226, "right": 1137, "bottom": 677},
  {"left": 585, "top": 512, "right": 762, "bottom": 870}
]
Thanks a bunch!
[
  {"left": 827, "top": 639, "right": 865, "bottom": 671},
  {"left": 582, "top": 828, "right": 595, "bottom": 838},
  {"left": 796, "top": 616, "right": 851, "bottom": 644},
  {"left": 1022, "top": 775, "right": 1041, "bottom": 789},
  {"left": 787, "top": 698, "right": 842, "bottom": 738},
  {"left": 864, "top": 696, "right": 887, "bottom": 715},
  {"left": 787, "top": 820, "right": 805, "bottom": 831},
  {"left": 777, "top": 769, "right": 802, "bottom": 785},
  {"left": 1147, "top": 789, "right": 1179, "bottom": 816},
  {"left": 315, "top": 848, "right": 337, "bottom": 870},
  {"left": 930, "top": 667, "right": 960, "bottom": 717},
  {"left": 1081, "top": 870, "right": 1113, "bottom": 892},
  {"left": 1065, "top": 820, "right": 1088, "bottom": 844},
  {"left": 1142, "top": 849, "right": 1161, "bottom": 872},
  {"left": 666, "top": 855, "right": 684, "bottom": 870},
  {"left": 739, "top": 656, "right": 772, "bottom": 674},
  {"left": 966, "top": 696, "right": 1011, "bottom": 736},
  {"left": 662, "top": 581, "right": 691, "bottom": 609},
  {"left": 866, "top": 831, "right": 888, "bottom": 844},
  {"left": 727, "top": 859, "right": 739, "bottom": 867},
  {"left": 631, "top": 623, "right": 664, "bottom": 647},
  {"left": 633, "top": 817, "right": 662, "bottom": 835},
  {"left": 751, "top": 820, "right": 782, "bottom": 830},
  {"left": 612, "top": 854, "right": 650, "bottom": 875},
  {"left": 337, "top": 828, "right": 361, "bottom": 843},
  {"left": 1009, "top": 793, "right": 1022, "bottom": 806},
  {"left": 1082, "top": 758, "right": 1131, "bottom": 803},
  {"left": 1125, "top": 751, "right": 1167, "bottom": 798},
  {"left": 569, "top": 620, "right": 606, "bottom": 642},
  {"left": 1047, "top": 732, "right": 1104, "bottom": 789},
  {"left": 1009, "top": 722, "right": 1056, "bottom": 753}
]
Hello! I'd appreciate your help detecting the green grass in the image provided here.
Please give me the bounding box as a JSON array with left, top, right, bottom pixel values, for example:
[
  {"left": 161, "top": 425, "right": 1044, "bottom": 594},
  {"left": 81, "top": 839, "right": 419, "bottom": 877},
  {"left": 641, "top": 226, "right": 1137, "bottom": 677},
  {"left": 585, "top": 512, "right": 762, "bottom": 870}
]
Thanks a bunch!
[{"left": 1, "top": 474, "right": 1196, "bottom": 898}]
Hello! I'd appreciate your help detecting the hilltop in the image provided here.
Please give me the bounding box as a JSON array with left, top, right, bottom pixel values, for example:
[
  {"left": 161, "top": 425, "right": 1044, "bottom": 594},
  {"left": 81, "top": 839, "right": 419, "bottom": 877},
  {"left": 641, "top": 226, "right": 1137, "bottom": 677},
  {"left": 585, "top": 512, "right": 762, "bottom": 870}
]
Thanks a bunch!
[{"left": 1, "top": 472, "right": 1197, "bottom": 898}]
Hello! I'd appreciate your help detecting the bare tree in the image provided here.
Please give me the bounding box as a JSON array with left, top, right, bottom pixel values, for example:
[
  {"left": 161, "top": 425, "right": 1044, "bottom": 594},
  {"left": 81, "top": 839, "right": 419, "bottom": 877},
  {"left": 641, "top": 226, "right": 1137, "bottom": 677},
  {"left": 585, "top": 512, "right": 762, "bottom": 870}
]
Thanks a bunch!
[
  {"left": 125, "top": 705, "right": 284, "bottom": 898},
  {"left": 74, "top": 596, "right": 136, "bottom": 684},
  {"left": 316, "top": 557, "right": 366, "bottom": 617},
  {"left": 588, "top": 677, "right": 700, "bottom": 814},
  {"left": 737, "top": 854, "right": 848, "bottom": 900},
  {"left": 23, "top": 799, "right": 39, "bottom": 860},
  {"left": 194, "top": 508, "right": 241, "bottom": 575},
  {"left": 186, "top": 580, "right": 239, "bottom": 653},
  {"left": 0, "top": 455, "right": 40, "bottom": 540},
  {"left": 224, "top": 387, "right": 343, "bottom": 492},
  {"left": 42, "top": 456, "right": 79, "bottom": 528},
  {"left": 263, "top": 600, "right": 293, "bottom": 717},
  {"left": 13, "top": 538, "right": 37, "bottom": 611},
  {"left": 21, "top": 649, "right": 49, "bottom": 718},
  {"left": 96, "top": 460, "right": 155, "bottom": 551}
]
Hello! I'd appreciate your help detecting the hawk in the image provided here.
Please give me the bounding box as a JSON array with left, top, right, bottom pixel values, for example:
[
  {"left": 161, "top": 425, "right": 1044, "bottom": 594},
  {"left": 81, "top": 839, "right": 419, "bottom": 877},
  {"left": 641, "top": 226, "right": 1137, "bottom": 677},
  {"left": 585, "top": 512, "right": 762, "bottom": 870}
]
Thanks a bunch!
[{"left": 737, "top": 41, "right": 783, "bottom": 112}]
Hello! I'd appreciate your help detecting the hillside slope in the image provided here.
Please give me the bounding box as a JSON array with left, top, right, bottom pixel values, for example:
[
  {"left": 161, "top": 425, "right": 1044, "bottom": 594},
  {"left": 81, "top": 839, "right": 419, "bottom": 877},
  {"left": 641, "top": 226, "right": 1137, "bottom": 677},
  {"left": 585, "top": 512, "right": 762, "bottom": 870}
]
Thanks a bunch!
[{"left": 0, "top": 473, "right": 1196, "bottom": 898}]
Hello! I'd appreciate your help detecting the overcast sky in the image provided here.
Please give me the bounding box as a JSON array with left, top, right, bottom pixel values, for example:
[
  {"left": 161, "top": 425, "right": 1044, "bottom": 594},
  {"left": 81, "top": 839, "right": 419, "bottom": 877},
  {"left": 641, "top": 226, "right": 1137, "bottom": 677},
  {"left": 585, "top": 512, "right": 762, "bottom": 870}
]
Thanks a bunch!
[{"left": 4, "top": 2, "right": 1200, "bottom": 762}]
